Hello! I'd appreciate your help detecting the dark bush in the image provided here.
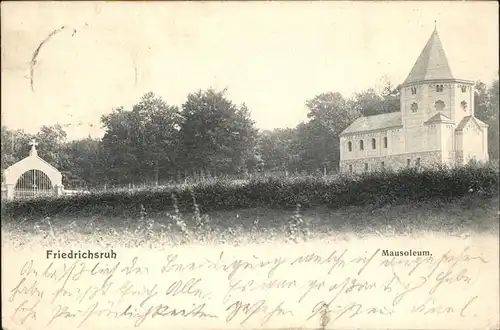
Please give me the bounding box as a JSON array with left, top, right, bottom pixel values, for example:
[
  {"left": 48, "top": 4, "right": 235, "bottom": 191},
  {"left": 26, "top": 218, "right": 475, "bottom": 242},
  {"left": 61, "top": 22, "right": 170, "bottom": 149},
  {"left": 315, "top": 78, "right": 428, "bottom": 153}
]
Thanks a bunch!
[{"left": 2, "top": 163, "right": 498, "bottom": 220}]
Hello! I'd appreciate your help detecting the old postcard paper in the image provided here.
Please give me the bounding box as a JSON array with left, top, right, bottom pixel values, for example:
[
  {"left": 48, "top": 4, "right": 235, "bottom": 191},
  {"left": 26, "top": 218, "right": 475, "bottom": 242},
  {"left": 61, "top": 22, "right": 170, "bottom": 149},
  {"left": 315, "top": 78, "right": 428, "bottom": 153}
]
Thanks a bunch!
[{"left": 1, "top": 2, "right": 499, "bottom": 330}]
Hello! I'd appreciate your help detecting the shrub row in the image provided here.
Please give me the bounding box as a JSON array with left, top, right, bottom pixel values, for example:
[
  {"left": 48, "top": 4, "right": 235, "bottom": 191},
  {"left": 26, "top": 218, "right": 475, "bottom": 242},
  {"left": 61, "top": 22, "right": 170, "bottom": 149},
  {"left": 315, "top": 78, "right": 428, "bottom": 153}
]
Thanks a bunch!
[{"left": 2, "top": 163, "right": 498, "bottom": 219}]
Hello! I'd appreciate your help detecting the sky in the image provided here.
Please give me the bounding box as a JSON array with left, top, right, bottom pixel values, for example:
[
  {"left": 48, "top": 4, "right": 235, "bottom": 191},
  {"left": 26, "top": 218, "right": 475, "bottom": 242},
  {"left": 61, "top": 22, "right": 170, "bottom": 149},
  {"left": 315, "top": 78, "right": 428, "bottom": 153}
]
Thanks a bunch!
[{"left": 1, "top": 1, "right": 498, "bottom": 140}]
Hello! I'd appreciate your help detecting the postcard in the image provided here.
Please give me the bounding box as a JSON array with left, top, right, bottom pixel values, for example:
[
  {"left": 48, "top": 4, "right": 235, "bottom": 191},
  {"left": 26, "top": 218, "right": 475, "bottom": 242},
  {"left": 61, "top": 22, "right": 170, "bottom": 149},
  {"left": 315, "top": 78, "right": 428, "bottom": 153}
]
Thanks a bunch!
[{"left": 2, "top": 2, "right": 499, "bottom": 329}]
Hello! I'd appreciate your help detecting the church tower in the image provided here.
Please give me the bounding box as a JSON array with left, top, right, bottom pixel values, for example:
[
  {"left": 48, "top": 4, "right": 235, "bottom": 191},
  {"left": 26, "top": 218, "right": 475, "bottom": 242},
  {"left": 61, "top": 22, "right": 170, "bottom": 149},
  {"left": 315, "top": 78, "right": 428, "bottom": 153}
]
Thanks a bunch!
[
  {"left": 400, "top": 26, "right": 475, "bottom": 128},
  {"left": 399, "top": 26, "right": 476, "bottom": 162}
]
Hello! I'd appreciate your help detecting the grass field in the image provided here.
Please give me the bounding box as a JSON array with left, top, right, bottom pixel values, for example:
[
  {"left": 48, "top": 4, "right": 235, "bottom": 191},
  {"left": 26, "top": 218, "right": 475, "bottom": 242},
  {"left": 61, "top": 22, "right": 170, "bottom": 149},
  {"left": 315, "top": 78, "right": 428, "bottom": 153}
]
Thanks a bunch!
[
  {"left": 2, "top": 193, "right": 498, "bottom": 249},
  {"left": 2, "top": 164, "right": 498, "bottom": 247}
]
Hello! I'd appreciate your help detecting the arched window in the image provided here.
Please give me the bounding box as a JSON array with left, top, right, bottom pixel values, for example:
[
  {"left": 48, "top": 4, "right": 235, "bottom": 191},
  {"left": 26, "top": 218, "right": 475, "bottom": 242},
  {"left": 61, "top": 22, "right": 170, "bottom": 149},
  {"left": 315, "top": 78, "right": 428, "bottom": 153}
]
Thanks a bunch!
[
  {"left": 436, "top": 85, "right": 444, "bottom": 92},
  {"left": 461, "top": 86, "right": 467, "bottom": 93},
  {"left": 383, "top": 137, "right": 388, "bottom": 148},
  {"left": 347, "top": 141, "right": 352, "bottom": 152},
  {"left": 435, "top": 100, "right": 445, "bottom": 111},
  {"left": 461, "top": 101, "right": 468, "bottom": 111},
  {"left": 359, "top": 140, "right": 364, "bottom": 150},
  {"left": 411, "top": 87, "right": 417, "bottom": 95},
  {"left": 371, "top": 138, "right": 376, "bottom": 149},
  {"left": 411, "top": 102, "right": 418, "bottom": 113}
]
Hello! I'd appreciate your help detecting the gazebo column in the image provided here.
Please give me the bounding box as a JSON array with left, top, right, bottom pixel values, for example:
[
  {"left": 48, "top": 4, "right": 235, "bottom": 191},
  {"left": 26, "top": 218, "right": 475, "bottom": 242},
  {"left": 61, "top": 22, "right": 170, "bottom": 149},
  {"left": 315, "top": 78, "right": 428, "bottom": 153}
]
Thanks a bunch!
[
  {"left": 54, "top": 185, "right": 64, "bottom": 197},
  {"left": 6, "top": 184, "right": 15, "bottom": 200}
]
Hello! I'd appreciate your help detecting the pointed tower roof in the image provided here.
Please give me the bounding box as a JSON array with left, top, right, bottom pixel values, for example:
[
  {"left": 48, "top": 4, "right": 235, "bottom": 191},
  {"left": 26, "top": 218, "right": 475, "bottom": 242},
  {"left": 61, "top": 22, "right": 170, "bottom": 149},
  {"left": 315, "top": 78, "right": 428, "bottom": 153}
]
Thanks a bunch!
[{"left": 404, "top": 26, "right": 454, "bottom": 84}]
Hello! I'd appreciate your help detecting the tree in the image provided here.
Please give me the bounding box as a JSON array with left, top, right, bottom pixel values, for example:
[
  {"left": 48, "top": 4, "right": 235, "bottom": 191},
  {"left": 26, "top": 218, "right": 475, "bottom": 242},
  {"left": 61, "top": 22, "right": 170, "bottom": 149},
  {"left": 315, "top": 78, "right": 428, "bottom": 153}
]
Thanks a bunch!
[
  {"left": 351, "top": 89, "right": 386, "bottom": 116},
  {"left": 488, "top": 79, "right": 499, "bottom": 160},
  {"left": 298, "top": 92, "right": 361, "bottom": 173},
  {"left": 0, "top": 125, "right": 85, "bottom": 187},
  {"left": 1, "top": 126, "right": 34, "bottom": 171},
  {"left": 475, "top": 78, "right": 499, "bottom": 160},
  {"left": 1, "top": 124, "right": 71, "bottom": 179},
  {"left": 257, "top": 128, "right": 296, "bottom": 172},
  {"left": 100, "top": 92, "right": 181, "bottom": 184},
  {"left": 351, "top": 79, "right": 400, "bottom": 116},
  {"left": 63, "top": 138, "right": 104, "bottom": 187},
  {"left": 380, "top": 79, "right": 401, "bottom": 113},
  {"left": 35, "top": 124, "right": 68, "bottom": 169},
  {"left": 178, "top": 88, "right": 258, "bottom": 175}
]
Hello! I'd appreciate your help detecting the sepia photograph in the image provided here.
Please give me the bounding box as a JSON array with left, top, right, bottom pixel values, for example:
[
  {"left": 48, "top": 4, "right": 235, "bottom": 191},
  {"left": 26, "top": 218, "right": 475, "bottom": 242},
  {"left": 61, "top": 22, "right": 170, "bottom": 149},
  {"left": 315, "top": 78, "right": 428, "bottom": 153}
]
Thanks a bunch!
[{"left": 1, "top": 1, "right": 499, "bottom": 329}]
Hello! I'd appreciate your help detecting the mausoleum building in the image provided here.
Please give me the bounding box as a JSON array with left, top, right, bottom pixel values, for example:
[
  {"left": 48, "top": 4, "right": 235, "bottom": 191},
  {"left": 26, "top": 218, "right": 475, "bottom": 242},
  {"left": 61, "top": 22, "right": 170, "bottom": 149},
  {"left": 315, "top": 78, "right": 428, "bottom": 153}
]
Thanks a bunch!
[{"left": 339, "top": 27, "right": 489, "bottom": 173}]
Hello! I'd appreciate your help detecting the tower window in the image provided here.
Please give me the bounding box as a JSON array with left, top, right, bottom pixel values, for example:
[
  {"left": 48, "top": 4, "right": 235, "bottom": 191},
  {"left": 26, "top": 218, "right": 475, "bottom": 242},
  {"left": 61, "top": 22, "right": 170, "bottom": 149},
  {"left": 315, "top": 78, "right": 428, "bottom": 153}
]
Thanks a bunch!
[
  {"left": 411, "top": 87, "right": 417, "bottom": 95},
  {"left": 407, "top": 159, "right": 411, "bottom": 166},
  {"left": 383, "top": 137, "right": 388, "bottom": 148},
  {"left": 381, "top": 161, "right": 385, "bottom": 169},
  {"left": 359, "top": 140, "right": 364, "bottom": 150},
  {"left": 436, "top": 84, "right": 444, "bottom": 92},
  {"left": 461, "top": 86, "right": 467, "bottom": 93},
  {"left": 411, "top": 102, "right": 418, "bottom": 113},
  {"left": 349, "top": 165, "right": 353, "bottom": 173},
  {"left": 461, "top": 101, "right": 468, "bottom": 112},
  {"left": 371, "top": 138, "right": 376, "bottom": 149},
  {"left": 364, "top": 163, "right": 369, "bottom": 171},
  {"left": 347, "top": 141, "right": 352, "bottom": 152},
  {"left": 416, "top": 158, "right": 421, "bottom": 166},
  {"left": 435, "top": 100, "right": 445, "bottom": 111}
]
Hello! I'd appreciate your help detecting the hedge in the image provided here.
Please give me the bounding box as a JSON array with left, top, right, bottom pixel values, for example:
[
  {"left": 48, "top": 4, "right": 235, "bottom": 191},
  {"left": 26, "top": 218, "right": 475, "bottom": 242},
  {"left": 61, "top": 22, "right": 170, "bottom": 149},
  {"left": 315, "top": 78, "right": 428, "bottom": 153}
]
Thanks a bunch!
[{"left": 2, "top": 163, "right": 498, "bottom": 219}]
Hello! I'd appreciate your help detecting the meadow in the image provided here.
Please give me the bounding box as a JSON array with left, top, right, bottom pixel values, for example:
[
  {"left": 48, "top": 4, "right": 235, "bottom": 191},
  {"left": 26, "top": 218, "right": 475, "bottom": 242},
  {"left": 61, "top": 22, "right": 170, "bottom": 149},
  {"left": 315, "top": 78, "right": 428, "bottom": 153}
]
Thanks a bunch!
[{"left": 2, "top": 163, "right": 498, "bottom": 246}]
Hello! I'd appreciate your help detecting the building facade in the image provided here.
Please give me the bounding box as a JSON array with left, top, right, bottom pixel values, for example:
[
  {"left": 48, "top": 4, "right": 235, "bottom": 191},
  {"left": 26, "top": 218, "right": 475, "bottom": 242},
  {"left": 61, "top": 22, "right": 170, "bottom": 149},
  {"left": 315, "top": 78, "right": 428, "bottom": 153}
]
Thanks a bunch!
[{"left": 339, "top": 27, "right": 489, "bottom": 174}]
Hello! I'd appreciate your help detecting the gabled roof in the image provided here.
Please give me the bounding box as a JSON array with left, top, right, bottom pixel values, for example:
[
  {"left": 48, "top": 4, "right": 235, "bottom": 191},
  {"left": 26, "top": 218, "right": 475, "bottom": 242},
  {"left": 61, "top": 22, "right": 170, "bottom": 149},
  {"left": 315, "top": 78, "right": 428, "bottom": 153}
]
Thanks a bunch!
[
  {"left": 4, "top": 154, "right": 59, "bottom": 174},
  {"left": 456, "top": 116, "right": 489, "bottom": 131},
  {"left": 34, "top": 155, "right": 60, "bottom": 172},
  {"left": 474, "top": 117, "right": 488, "bottom": 127},
  {"left": 404, "top": 28, "right": 454, "bottom": 84},
  {"left": 340, "top": 112, "right": 402, "bottom": 135},
  {"left": 424, "top": 112, "right": 453, "bottom": 125}
]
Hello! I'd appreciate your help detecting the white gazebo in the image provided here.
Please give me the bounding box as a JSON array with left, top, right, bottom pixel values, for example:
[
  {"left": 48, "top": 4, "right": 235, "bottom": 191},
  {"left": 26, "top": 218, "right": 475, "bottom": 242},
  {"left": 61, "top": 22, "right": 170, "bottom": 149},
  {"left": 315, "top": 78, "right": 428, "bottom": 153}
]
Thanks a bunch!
[{"left": 1, "top": 139, "right": 64, "bottom": 200}]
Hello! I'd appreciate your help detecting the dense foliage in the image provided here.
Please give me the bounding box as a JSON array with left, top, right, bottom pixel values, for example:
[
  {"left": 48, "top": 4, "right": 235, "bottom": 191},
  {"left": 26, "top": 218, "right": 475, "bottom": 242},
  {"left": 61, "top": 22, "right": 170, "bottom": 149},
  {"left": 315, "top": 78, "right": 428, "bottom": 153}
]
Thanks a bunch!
[
  {"left": 1, "top": 76, "right": 498, "bottom": 188},
  {"left": 3, "top": 163, "right": 498, "bottom": 220}
]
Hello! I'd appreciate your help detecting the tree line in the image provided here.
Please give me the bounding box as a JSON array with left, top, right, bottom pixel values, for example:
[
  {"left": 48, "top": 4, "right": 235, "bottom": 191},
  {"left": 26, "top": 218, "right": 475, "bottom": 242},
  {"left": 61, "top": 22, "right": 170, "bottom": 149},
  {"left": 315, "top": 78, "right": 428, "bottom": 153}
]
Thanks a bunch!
[{"left": 2, "top": 76, "right": 498, "bottom": 188}]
